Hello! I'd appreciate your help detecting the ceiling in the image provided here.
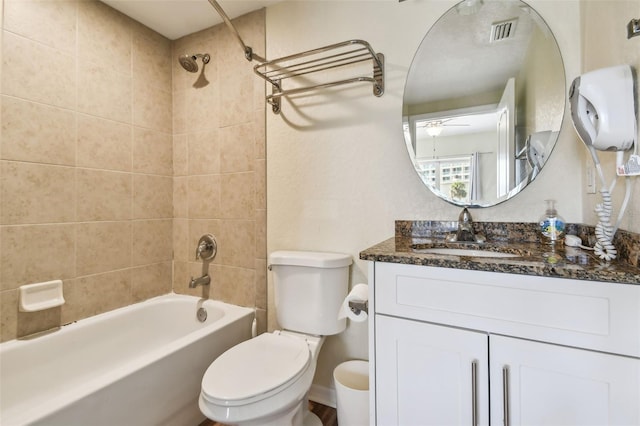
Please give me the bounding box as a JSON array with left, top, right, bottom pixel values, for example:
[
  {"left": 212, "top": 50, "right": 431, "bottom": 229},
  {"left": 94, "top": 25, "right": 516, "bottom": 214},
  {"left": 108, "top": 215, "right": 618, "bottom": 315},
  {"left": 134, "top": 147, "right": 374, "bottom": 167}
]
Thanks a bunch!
[
  {"left": 100, "top": 0, "right": 279, "bottom": 40},
  {"left": 404, "top": 1, "right": 535, "bottom": 106},
  {"left": 416, "top": 112, "right": 498, "bottom": 138}
]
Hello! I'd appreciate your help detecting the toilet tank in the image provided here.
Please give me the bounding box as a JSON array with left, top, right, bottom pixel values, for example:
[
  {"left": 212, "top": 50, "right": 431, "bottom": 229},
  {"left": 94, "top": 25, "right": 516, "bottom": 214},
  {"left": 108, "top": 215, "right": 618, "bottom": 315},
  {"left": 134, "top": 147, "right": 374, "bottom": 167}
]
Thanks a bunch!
[{"left": 268, "top": 251, "right": 352, "bottom": 336}]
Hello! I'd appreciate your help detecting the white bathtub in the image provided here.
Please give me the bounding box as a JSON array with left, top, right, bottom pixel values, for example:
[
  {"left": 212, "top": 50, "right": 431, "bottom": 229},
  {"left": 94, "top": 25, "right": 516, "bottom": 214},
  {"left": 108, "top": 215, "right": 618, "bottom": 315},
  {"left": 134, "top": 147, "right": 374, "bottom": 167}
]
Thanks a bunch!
[{"left": 0, "top": 293, "right": 254, "bottom": 426}]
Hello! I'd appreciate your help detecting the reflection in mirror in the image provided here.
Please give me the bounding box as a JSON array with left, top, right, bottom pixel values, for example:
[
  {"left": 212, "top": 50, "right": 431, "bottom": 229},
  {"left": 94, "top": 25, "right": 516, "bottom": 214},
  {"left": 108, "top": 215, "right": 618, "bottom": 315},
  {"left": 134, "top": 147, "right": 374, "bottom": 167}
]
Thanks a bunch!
[{"left": 403, "top": 0, "right": 565, "bottom": 207}]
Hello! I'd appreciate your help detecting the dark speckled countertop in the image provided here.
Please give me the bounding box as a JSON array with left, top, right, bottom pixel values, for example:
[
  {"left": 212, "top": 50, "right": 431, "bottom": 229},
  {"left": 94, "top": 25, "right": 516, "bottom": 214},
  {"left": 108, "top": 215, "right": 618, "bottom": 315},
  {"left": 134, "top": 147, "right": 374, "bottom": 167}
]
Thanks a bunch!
[{"left": 359, "top": 221, "right": 640, "bottom": 285}]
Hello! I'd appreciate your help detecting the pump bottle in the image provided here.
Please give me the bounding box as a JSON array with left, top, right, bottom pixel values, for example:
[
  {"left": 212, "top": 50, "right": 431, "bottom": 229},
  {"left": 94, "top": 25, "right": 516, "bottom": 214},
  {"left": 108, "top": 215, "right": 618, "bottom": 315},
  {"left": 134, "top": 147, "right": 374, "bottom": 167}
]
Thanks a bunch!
[{"left": 539, "top": 200, "right": 565, "bottom": 244}]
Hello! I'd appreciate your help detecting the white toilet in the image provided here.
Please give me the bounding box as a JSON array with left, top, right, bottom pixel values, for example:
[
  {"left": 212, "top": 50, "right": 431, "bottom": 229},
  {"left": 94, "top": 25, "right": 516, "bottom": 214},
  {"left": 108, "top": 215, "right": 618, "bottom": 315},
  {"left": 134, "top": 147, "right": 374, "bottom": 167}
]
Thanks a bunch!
[{"left": 199, "top": 250, "right": 352, "bottom": 426}]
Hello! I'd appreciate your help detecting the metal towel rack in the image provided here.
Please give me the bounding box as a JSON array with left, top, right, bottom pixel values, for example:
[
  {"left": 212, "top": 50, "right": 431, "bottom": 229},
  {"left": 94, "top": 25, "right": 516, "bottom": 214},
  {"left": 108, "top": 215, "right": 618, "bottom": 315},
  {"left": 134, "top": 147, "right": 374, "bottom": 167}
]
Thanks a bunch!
[
  {"left": 253, "top": 40, "right": 385, "bottom": 114},
  {"left": 206, "top": 0, "right": 384, "bottom": 114}
]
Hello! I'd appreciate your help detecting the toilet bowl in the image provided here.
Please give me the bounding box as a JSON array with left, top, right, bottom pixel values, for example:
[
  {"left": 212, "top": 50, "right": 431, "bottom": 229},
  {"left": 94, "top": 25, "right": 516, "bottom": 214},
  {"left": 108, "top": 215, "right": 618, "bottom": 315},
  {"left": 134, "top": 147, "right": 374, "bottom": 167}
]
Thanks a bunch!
[
  {"left": 198, "top": 250, "right": 352, "bottom": 426},
  {"left": 199, "top": 331, "right": 324, "bottom": 426}
]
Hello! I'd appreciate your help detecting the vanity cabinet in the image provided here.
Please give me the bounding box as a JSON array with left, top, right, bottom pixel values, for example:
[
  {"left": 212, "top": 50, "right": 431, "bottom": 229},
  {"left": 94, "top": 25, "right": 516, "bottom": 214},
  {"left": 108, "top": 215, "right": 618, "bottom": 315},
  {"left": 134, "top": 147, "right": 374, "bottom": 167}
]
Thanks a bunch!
[
  {"left": 370, "top": 262, "right": 640, "bottom": 426},
  {"left": 376, "top": 316, "right": 489, "bottom": 425},
  {"left": 488, "top": 334, "right": 638, "bottom": 426}
]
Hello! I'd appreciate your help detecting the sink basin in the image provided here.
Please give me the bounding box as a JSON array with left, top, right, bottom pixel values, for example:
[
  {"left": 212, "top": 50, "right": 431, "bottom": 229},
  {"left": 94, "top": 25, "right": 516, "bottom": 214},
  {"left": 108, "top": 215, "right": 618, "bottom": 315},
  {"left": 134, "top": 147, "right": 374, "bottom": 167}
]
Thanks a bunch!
[{"left": 418, "top": 248, "right": 520, "bottom": 258}]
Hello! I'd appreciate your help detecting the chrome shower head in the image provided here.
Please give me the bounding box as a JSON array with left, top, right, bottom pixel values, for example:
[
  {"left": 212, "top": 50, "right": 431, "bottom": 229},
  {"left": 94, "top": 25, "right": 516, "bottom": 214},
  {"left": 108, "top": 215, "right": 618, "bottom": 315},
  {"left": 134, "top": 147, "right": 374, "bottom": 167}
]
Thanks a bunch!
[{"left": 179, "top": 53, "right": 210, "bottom": 73}]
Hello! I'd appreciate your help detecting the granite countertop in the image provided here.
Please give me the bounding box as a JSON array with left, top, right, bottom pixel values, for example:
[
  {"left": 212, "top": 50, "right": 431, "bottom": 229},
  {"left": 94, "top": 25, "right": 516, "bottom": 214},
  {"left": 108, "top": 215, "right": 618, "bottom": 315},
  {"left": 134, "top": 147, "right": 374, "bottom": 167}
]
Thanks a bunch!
[{"left": 359, "top": 221, "right": 640, "bottom": 285}]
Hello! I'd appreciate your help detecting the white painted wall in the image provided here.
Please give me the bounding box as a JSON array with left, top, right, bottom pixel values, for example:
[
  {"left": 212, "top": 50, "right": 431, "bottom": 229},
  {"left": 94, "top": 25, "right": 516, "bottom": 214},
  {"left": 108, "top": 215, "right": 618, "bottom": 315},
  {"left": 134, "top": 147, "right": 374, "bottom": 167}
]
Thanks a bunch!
[
  {"left": 581, "top": 0, "right": 640, "bottom": 234},
  {"left": 266, "top": 0, "right": 582, "bottom": 396}
]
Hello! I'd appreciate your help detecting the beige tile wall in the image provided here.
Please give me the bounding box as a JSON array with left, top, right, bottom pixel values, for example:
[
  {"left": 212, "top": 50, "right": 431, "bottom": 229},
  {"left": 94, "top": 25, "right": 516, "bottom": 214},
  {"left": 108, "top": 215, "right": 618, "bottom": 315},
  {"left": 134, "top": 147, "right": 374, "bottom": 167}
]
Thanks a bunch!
[
  {"left": 0, "top": 0, "right": 267, "bottom": 342},
  {"left": 171, "top": 10, "right": 267, "bottom": 334},
  {"left": 0, "top": 0, "right": 173, "bottom": 341}
]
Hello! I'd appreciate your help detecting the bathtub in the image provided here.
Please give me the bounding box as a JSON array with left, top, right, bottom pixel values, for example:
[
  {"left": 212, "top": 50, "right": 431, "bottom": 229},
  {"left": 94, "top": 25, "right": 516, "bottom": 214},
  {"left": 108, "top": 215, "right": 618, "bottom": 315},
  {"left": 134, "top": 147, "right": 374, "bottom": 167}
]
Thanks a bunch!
[{"left": 0, "top": 293, "right": 254, "bottom": 426}]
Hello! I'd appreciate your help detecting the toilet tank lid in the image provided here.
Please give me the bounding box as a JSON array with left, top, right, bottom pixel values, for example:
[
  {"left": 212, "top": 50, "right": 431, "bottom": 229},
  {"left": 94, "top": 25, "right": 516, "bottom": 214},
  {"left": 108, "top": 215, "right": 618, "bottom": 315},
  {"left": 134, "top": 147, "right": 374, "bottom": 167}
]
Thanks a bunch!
[{"left": 269, "top": 251, "right": 352, "bottom": 268}]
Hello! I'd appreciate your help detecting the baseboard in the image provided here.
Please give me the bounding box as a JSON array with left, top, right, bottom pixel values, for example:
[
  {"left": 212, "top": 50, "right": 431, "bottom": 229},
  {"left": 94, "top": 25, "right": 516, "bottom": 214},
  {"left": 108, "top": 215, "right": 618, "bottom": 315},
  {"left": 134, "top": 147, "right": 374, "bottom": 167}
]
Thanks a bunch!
[{"left": 308, "top": 384, "right": 336, "bottom": 408}]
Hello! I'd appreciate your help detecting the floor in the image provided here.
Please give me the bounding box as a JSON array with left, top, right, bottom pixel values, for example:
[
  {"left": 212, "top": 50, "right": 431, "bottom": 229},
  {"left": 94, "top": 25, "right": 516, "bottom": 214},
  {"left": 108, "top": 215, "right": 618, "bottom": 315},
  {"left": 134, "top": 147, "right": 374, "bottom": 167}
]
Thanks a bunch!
[{"left": 200, "top": 401, "right": 338, "bottom": 426}]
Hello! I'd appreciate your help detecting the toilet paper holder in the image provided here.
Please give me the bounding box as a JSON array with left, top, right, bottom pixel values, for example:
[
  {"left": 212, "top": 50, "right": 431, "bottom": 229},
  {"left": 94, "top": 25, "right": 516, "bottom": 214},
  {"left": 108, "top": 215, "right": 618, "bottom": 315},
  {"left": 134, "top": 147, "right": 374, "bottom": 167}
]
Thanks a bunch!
[{"left": 348, "top": 299, "right": 368, "bottom": 315}]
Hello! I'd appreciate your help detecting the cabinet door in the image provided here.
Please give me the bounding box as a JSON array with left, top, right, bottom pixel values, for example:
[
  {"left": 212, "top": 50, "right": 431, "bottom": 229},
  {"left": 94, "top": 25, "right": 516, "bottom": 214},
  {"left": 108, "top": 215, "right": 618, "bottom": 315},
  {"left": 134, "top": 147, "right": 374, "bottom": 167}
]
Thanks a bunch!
[
  {"left": 375, "top": 315, "right": 489, "bottom": 426},
  {"left": 490, "top": 335, "right": 640, "bottom": 426}
]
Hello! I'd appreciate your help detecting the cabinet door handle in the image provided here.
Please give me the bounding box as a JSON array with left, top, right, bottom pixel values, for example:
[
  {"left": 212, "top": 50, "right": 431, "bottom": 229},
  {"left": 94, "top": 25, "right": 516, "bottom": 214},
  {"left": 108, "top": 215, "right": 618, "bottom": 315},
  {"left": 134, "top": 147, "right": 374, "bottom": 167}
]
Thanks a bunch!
[
  {"left": 502, "top": 365, "right": 510, "bottom": 426},
  {"left": 471, "top": 360, "right": 478, "bottom": 426}
]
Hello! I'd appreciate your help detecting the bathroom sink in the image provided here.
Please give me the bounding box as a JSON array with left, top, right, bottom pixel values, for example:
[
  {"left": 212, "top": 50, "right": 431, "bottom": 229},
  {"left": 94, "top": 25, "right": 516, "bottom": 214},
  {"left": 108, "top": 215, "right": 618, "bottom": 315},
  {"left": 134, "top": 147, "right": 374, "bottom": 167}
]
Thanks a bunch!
[{"left": 417, "top": 248, "right": 521, "bottom": 258}]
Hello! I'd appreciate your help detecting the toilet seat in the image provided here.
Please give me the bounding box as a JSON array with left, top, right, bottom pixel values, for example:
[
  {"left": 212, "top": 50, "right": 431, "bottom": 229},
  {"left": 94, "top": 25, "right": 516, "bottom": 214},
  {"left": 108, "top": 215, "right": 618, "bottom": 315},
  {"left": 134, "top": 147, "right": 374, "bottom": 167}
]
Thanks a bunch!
[{"left": 201, "top": 333, "right": 311, "bottom": 407}]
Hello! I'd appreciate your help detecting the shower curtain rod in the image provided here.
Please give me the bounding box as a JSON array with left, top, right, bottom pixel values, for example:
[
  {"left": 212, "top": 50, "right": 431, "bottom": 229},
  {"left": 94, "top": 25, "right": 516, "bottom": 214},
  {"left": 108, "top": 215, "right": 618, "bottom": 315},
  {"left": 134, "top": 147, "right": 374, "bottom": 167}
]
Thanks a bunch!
[{"left": 207, "top": 0, "right": 254, "bottom": 61}]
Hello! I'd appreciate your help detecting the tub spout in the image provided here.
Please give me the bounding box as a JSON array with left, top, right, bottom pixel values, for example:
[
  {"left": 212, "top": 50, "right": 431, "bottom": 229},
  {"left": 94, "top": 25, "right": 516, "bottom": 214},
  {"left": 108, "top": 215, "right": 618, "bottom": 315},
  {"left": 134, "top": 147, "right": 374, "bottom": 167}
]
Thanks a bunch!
[{"left": 189, "top": 274, "right": 210, "bottom": 288}]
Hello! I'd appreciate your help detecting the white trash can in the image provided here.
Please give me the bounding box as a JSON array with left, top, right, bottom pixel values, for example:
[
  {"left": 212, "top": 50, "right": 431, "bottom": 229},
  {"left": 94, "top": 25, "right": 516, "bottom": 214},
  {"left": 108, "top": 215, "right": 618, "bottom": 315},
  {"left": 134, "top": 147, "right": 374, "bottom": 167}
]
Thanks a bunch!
[{"left": 333, "top": 360, "right": 369, "bottom": 426}]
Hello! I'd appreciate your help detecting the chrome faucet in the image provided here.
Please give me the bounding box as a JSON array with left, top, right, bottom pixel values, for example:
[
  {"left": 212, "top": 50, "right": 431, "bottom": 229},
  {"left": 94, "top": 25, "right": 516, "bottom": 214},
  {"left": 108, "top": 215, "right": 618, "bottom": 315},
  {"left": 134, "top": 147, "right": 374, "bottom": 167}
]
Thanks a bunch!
[
  {"left": 189, "top": 274, "right": 211, "bottom": 288},
  {"left": 190, "top": 234, "right": 218, "bottom": 289},
  {"left": 456, "top": 208, "right": 476, "bottom": 242}
]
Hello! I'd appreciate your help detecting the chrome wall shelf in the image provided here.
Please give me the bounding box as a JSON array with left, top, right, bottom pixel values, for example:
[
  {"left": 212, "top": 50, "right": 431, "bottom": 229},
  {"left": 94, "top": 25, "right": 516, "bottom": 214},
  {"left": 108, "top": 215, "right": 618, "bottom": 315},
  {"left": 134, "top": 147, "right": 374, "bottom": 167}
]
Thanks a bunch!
[
  {"left": 207, "top": 0, "right": 385, "bottom": 114},
  {"left": 253, "top": 40, "right": 385, "bottom": 114}
]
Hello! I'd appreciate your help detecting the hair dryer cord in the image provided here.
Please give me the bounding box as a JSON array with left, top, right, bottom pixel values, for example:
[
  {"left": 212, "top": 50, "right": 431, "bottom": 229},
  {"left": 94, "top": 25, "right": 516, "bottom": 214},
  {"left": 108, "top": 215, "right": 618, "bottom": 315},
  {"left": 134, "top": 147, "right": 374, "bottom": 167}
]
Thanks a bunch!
[
  {"left": 588, "top": 146, "right": 634, "bottom": 262},
  {"left": 593, "top": 187, "right": 617, "bottom": 261}
]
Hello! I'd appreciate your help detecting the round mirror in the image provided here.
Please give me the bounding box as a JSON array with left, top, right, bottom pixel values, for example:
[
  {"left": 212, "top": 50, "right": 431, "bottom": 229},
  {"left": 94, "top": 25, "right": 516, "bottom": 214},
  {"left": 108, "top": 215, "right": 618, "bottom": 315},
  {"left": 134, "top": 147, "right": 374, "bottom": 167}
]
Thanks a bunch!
[{"left": 403, "top": 0, "right": 565, "bottom": 207}]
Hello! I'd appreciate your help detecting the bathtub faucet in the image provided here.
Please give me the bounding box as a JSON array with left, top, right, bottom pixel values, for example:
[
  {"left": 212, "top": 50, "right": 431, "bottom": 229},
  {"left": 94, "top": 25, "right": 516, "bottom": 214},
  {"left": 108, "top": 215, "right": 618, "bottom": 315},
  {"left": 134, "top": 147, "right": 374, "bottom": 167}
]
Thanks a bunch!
[
  {"left": 190, "top": 234, "right": 217, "bottom": 289},
  {"left": 189, "top": 274, "right": 211, "bottom": 288}
]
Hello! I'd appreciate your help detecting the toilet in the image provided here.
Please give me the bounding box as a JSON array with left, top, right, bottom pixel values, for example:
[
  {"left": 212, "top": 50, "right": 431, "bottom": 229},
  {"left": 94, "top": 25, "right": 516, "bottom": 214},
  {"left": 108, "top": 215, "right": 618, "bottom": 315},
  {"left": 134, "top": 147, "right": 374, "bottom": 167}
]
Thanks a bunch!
[{"left": 199, "top": 250, "right": 352, "bottom": 426}]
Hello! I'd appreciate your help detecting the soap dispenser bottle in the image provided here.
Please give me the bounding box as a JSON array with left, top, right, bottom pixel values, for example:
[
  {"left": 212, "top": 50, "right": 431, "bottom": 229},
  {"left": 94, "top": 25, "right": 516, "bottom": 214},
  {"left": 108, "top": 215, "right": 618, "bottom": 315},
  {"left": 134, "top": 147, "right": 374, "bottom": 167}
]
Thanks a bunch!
[{"left": 539, "top": 199, "right": 565, "bottom": 244}]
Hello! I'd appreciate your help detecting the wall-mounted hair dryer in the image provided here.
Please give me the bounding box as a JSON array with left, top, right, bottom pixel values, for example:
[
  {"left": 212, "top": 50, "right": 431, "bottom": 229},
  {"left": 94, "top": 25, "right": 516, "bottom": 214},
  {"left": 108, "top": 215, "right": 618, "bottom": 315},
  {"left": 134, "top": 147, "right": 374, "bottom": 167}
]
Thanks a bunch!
[
  {"left": 569, "top": 64, "right": 638, "bottom": 261},
  {"left": 569, "top": 64, "right": 636, "bottom": 152}
]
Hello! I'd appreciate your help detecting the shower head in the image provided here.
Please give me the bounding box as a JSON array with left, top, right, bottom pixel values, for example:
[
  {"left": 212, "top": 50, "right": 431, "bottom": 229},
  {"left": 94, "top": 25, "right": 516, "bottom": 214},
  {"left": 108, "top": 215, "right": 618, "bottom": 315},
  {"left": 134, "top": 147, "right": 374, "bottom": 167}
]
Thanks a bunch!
[{"left": 179, "top": 53, "right": 210, "bottom": 73}]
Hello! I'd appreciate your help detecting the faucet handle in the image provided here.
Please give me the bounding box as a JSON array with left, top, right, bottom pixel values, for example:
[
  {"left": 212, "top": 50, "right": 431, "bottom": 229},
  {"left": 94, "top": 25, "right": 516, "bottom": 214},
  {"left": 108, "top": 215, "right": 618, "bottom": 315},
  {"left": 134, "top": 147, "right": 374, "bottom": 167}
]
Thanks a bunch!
[
  {"left": 459, "top": 207, "right": 473, "bottom": 224},
  {"left": 195, "top": 234, "right": 217, "bottom": 261}
]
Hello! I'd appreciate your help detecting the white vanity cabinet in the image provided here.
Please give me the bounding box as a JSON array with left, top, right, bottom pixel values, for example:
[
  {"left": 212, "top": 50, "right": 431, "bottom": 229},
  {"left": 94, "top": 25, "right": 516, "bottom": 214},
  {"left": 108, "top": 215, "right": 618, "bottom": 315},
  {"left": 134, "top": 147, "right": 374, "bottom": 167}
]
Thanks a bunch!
[
  {"left": 488, "top": 335, "right": 639, "bottom": 426},
  {"left": 376, "top": 315, "right": 490, "bottom": 425},
  {"left": 370, "top": 262, "right": 640, "bottom": 426}
]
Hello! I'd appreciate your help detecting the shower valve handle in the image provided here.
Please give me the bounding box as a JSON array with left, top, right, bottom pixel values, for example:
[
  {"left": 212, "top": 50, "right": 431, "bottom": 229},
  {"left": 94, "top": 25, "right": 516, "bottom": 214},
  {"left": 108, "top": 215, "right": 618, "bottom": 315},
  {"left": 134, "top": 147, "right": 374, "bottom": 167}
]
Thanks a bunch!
[{"left": 195, "top": 234, "right": 217, "bottom": 261}]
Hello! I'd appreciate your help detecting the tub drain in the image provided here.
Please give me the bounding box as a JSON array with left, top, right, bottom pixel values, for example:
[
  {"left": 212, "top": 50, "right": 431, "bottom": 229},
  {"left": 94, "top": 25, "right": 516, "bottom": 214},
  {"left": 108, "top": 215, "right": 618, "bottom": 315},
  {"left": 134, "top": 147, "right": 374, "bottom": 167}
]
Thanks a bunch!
[{"left": 197, "top": 307, "right": 207, "bottom": 322}]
